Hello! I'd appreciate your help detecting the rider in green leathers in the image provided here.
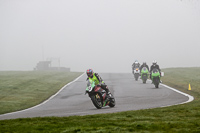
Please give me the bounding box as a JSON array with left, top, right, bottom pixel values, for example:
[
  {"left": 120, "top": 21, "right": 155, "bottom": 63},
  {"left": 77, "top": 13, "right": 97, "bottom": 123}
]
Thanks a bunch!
[{"left": 86, "top": 69, "right": 111, "bottom": 99}]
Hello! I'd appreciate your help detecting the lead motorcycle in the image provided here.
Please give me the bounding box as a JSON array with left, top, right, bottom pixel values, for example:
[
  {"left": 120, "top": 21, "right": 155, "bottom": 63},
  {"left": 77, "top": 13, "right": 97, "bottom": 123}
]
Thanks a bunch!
[
  {"left": 151, "top": 68, "right": 161, "bottom": 88},
  {"left": 85, "top": 80, "right": 115, "bottom": 109},
  {"left": 141, "top": 67, "right": 149, "bottom": 83}
]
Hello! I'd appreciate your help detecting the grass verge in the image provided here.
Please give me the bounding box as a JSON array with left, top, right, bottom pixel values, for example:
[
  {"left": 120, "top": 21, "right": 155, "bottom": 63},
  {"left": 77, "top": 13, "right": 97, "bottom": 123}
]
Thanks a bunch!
[
  {"left": 0, "top": 71, "right": 83, "bottom": 114},
  {"left": 0, "top": 68, "right": 200, "bottom": 133}
]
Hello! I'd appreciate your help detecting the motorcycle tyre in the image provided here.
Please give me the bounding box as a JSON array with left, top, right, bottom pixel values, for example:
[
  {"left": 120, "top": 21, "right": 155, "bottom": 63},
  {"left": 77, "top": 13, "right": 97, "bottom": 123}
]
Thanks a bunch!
[
  {"left": 153, "top": 78, "right": 160, "bottom": 88},
  {"left": 143, "top": 79, "right": 147, "bottom": 84},
  {"left": 142, "top": 75, "right": 147, "bottom": 84},
  {"left": 91, "top": 94, "right": 102, "bottom": 109},
  {"left": 108, "top": 93, "right": 115, "bottom": 107},
  {"left": 134, "top": 74, "right": 139, "bottom": 81}
]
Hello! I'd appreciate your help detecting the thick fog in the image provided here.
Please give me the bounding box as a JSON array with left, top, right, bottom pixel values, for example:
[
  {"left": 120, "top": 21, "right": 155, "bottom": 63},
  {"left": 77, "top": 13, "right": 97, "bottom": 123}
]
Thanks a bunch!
[{"left": 0, "top": 0, "right": 200, "bottom": 73}]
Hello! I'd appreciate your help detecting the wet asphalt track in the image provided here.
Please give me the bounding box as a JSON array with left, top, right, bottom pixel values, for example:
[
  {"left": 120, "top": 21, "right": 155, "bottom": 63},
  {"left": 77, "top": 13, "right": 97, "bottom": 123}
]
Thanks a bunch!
[{"left": 0, "top": 73, "right": 190, "bottom": 120}]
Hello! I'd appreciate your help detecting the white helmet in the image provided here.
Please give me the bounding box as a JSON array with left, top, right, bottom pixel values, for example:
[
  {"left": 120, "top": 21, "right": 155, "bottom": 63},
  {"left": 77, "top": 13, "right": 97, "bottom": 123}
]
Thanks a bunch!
[{"left": 152, "top": 60, "right": 157, "bottom": 65}]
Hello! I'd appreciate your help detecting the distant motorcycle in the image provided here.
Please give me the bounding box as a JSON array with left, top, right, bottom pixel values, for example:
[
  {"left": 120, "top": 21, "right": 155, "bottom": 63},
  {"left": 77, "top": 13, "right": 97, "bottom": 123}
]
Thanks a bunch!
[
  {"left": 85, "top": 80, "right": 115, "bottom": 109},
  {"left": 141, "top": 67, "right": 149, "bottom": 83},
  {"left": 133, "top": 67, "right": 140, "bottom": 81},
  {"left": 151, "top": 68, "right": 161, "bottom": 88}
]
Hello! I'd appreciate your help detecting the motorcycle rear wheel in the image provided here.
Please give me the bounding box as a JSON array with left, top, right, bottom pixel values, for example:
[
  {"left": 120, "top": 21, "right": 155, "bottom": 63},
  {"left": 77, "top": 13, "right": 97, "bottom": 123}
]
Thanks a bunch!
[{"left": 108, "top": 93, "right": 115, "bottom": 107}]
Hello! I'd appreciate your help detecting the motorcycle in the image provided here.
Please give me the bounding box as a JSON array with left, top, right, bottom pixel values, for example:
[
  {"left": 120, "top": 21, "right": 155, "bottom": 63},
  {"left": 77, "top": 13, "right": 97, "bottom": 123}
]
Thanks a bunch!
[
  {"left": 151, "top": 68, "right": 161, "bottom": 88},
  {"left": 85, "top": 80, "right": 115, "bottom": 109},
  {"left": 141, "top": 67, "right": 149, "bottom": 83},
  {"left": 133, "top": 67, "right": 140, "bottom": 81}
]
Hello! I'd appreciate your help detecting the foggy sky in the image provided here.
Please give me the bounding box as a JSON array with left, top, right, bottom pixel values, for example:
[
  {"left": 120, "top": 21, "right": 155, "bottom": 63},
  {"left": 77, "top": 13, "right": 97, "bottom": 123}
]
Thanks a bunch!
[{"left": 0, "top": 0, "right": 200, "bottom": 73}]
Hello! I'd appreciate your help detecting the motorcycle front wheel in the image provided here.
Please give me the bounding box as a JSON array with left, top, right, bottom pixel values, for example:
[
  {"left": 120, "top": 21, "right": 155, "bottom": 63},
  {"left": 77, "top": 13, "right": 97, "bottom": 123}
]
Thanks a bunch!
[
  {"left": 153, "top": 78, "right": 160, "bottom": 88},
  {"left": 142, "top": 74, "right": 147, "bottom": 83},
  {"left": 91, "top": 93, "right": 102, "bottom": 109},
  {"left": 134, "top": 73, "right": 139, "bottom": 81}
]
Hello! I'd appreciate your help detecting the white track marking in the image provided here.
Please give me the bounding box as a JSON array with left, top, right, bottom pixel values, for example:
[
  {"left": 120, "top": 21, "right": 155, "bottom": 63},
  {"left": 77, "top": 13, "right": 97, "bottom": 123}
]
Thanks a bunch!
[
  {"left": 160, "top": 84, "right": 194, "bottom": 107},
  {"left": 146, "top": 79, "right": 194, "bottom": 105}
]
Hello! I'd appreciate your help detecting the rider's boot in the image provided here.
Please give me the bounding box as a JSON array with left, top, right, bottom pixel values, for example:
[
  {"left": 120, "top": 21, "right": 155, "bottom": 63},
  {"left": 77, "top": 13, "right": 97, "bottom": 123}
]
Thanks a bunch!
[{"left": 101, "top": 84, "right": 111, "bottom": 100}]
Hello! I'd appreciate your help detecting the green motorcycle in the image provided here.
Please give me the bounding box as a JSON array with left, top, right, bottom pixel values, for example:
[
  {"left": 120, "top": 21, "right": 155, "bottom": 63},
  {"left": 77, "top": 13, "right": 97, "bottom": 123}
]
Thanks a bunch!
[
  {"left": 151, "top": 68, "right": 161, "bottom": 88},
  {"left": 141, "top": 67, "right": 149, "bottom": 83}
]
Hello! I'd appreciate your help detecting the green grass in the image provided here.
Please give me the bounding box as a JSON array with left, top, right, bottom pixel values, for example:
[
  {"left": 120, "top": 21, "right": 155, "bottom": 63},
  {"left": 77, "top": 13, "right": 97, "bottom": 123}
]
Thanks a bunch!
[
  {"left": 0, "top": 71, "right": 83, "bottom": 114},
  {"left": 161, "top": 67, "right": 200, "bottom": 100},
  {"left": 0, "top": 68, "right": 200, "bottom": 133}
]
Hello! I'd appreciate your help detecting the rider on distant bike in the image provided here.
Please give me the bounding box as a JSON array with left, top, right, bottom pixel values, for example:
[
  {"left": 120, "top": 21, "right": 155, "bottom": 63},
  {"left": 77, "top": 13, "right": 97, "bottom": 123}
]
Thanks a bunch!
[
  {"left": 150, "top": 60, "right": 162, "bottom": 82},
  {"left": 150, "top": 61, "right": 161, "bottom": 74},
  {"left": 140, "top": 62, "right": 149, "bottom": 72},
  {"left": 86, "top": 69, "right": 111, "bottom": 100},
  {"left": 132, "top": 60, "right": 140, "bottom": 73}
]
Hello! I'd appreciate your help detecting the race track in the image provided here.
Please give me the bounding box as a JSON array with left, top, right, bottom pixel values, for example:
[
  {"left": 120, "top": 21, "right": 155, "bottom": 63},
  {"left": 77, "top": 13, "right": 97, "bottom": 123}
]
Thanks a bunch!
[{"left": 0, "top": 73, "right": 192, "bottom": 120}]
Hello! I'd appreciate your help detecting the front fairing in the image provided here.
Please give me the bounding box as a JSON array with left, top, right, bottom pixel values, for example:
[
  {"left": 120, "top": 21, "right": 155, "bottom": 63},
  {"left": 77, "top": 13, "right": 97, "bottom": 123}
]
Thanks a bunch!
[
  {"left": 151, "top": 69, "right": 160, "bottom": 78},
  {"left": 134, "top": 68, "right": 140, "bottom": 73},
  {"left": 152, "top": 72, "right": 160, "bottom": 77},
  {"left": 141, "top": 67, "right": 149, "bottom": 74},
  {"left": 86, "top": 80, "right": 96, "bottom": 93}
]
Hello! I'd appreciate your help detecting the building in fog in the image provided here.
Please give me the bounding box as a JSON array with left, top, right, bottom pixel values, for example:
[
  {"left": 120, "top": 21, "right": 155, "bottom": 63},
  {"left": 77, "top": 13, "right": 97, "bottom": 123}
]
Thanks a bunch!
[
  {"left": 34, "top": 61, "right": 70, "bottom": 71},
  {"left": 34, "top": 61, "right": 51, "bottom": 70}
]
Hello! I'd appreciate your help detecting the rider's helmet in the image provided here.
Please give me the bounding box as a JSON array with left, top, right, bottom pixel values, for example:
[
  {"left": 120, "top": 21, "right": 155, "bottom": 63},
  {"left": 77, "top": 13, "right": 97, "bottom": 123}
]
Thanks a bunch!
[
  {"left": 86, "top": 69, "right": 93, "bottom": 78},
  {"left": 135, "top": 60, "right": 139, "bottom": 64},
  {"left": 152, "top": 60, "right": 157, "bottom": 66},
  {"left": 143, "top": 62, "right": 146, "bottom": 65}
]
